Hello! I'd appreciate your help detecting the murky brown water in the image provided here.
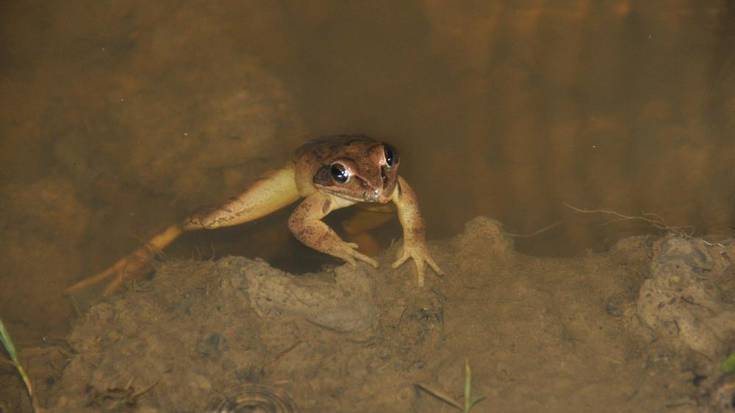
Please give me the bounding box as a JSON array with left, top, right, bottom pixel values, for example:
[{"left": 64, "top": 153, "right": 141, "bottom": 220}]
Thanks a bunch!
[{"left": 1, "top": 0, "right": 733, "bottom": 372}]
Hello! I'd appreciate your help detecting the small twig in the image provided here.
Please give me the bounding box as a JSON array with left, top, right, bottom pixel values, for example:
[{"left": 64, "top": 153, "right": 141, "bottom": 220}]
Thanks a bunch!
[
  {"left": 414, "top": 383, "right": 463, "bottom": 410},
  {"left": 414, "top": 359, "right": 486, "bottom": 412},
  {"left": 563, "top": 202, "right": 694, "bottom": 235},
  {"left": 267, "top": 341, "right": 303, "bottom": 366},
  {"left": 506, "top": 221, "right": 563, "bottom": 238},
  {"left": 131, "top": 379, "right": 159, "bottom": 399},
  {"left": 564, "top": 203, "right": 667, "bottom": 228}
]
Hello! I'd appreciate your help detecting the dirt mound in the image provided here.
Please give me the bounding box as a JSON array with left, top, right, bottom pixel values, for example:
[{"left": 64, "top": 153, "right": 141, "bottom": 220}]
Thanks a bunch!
[{"left": 39, "top": 218, "right": 735, "bottom": 412}]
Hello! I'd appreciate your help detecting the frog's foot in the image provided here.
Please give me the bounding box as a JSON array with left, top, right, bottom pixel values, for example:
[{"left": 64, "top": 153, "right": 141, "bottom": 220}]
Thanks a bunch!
[
  {"left": 335, "top": 242, "right": 379, "bottom": 268},
  {"left": 65, "top": 245, "right": 157, "bottom": 296},
  {"left": 392, "top": 241, "right": 444, "bottom": 287},
  {"left": 66, "top": 225, "right": 183, "bottom": 297}
]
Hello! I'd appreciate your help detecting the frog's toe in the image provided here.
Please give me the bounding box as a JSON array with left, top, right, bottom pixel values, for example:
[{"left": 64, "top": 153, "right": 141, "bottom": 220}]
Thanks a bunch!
[
  {"left": 65, "top": 246, "right": 155, "bottom": 296},
  {"left": 413, "top": 258, "right": 427, "bottom": 287},
  {"left": 352, "top": 250, "right": 379, "bottom": 268},
  {"left": 391, "top": 249, "right": 410, "bottom": 268},
  {"left": 391, "top": 244, "right": 443, "bottom": 287},
  {"left": 336, "top": 242, "right": 378, "bottom": 268},
  {"left": 341, "top": 254, "right": 357, "bottom": 267},
  {"left": 425, "top": 254, "right": 444, "bottom": 276}
]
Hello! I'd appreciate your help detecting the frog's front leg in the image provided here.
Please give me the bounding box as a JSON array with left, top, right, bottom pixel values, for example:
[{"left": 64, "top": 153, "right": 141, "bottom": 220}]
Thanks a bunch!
[
  {"left": 391, "top": 176, "right": 444, "bottom": 286},
  {"left": 288, "top": 192, "right": 378, "bottom": 268}
]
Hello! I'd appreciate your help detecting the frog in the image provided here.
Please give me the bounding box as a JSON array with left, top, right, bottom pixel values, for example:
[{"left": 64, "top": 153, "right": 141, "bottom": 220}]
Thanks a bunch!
[{"left": 66, "top": 135, "right": 443, "bottom": 296}]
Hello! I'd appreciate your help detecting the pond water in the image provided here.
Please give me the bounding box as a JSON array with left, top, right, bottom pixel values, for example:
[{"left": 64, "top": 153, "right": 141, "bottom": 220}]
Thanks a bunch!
[{"left": 0, "top": 1, "right": 733, "bottom": 407}]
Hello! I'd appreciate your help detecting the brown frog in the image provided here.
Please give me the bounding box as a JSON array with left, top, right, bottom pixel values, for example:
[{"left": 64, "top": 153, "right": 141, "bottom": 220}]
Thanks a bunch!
[{"left": 67, "top": 135, "right": 443, "bottom": 295}]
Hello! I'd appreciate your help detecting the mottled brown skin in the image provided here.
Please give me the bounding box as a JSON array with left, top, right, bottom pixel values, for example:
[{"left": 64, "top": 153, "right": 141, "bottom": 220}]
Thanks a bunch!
[
  {"left": 66, "top": 135, "right": 443, "bottom": 295},
  {"left": 292, "top": 136, "right": 400, "bottom": 203}
]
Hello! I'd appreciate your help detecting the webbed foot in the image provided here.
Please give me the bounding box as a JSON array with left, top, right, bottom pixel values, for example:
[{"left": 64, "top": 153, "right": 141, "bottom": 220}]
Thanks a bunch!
[
  {"left": 65, "top": 245, "right": 156, "bottom": 296},
  {"left": 392, "top": 240, "right": 444, "bottom": 287}
]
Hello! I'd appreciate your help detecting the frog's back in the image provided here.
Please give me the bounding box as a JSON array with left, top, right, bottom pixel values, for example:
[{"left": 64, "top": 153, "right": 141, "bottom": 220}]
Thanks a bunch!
[
  {"left": 292, "top": 135, "right": 379, "bottom": 196},
  {"left": 294, "top": 135, "right": 379, "bottom": 164}
]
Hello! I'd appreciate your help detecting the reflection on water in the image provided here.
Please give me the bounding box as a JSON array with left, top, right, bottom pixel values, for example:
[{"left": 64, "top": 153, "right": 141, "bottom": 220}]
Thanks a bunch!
[{"left": 0, "top": 1, "right": 733, "bottom": 338}]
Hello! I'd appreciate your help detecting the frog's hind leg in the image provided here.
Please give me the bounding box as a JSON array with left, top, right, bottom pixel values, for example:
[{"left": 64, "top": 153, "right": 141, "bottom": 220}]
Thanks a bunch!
[
  {"left": 65, "top": 165, "right": 301, "bottom": 296},
  {"left": 183, "top": 165, "right": 299, "bottom": 230}
]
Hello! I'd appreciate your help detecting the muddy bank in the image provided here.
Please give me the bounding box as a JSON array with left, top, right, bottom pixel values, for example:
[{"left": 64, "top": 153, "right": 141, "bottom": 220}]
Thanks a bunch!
[{"left": 26, "top": 217, "right": 735, "bottom": 412}]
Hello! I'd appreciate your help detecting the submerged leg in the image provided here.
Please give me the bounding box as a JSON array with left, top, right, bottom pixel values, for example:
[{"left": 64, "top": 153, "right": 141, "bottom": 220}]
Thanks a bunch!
[
  {"left": 65, "top": 224, "right": 184, "bottom": 295},
  {"left": 66, "top": 165, "right": 301, "bottom": 296},
  {"left": 341, "top": 204, "right": 395, "bottom": 255}
]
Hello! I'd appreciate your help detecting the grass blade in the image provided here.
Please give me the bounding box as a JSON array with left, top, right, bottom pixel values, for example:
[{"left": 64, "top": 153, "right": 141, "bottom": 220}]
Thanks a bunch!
[
  {"left": 464, "top": 359, "right": 472, "bottom": 413},
  {"left": 722, "top": 352, "right": 735, "bottom": 373},
  {"left": 0, "top": 319, "right": 19, "bottom": 361},
  {"left": 0, "top": 318, "right": 37, "bottom": 412}
]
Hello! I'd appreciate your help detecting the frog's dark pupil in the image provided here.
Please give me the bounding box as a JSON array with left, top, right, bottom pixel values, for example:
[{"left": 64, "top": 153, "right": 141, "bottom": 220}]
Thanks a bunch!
[
  {"left": 330, "top": 163, "right": 349, "bottom": 183},
  {"left": 384, "top": 145, "right": 396, "bottom": 167}
]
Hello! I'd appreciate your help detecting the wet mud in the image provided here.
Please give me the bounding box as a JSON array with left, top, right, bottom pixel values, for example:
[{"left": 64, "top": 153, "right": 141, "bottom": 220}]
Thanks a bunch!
[{"left": 3, "top": 218, "right": 732, "bottom": 412}]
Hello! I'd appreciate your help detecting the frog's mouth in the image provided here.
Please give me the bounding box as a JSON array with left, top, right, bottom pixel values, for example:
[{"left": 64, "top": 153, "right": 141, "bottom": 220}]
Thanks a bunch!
[
  {"left": 363, "top": 188, "right": 391, "bottom": 204},
  {"left": 323, "top": 185, "right": 393, "bottom": 204},
  {"left": 321, "top": 185, "right": 395, "bottom": 204}
]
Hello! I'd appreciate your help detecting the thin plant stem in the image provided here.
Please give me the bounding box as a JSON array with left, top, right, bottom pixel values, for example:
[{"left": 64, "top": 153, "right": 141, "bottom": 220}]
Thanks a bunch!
[{"left": 0, "top": 319, "right": 38, "bottom": 412}]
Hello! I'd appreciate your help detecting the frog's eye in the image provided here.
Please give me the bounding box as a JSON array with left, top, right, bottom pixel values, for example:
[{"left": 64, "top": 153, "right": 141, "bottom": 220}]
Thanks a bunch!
[
  {"left": 383, "top": 144, "right": 398, "bottom": 168},
  {"left": 330, "top": 163, "right": 350, "bottom": 183}
]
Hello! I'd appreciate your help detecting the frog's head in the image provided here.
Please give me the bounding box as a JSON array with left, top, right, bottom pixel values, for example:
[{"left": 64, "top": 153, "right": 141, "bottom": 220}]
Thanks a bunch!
[{"left": 313, "top": 140, "right": 400, "bottom": 204}]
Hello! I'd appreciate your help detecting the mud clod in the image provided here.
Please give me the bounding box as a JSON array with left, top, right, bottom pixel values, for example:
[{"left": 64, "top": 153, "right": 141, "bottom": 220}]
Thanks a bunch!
[{"left": 637, "top": 236, "right": 735, "bottom": 358}]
